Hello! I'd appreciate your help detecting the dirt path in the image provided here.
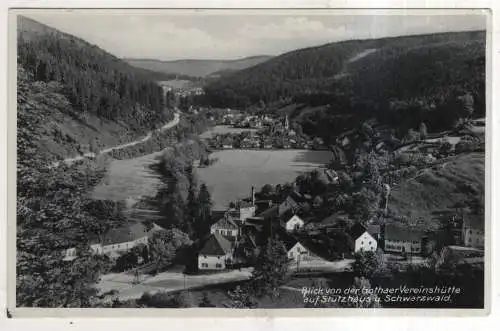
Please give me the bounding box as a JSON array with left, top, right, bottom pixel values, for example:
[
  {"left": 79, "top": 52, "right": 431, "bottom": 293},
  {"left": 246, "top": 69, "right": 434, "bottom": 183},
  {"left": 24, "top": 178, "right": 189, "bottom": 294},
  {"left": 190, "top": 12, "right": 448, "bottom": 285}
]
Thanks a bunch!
[
  {"left": 96, "top": 268, "right": 253, "bottom": 302},
  {"left": 50, "top": 112, "right": 180, "bottom": 169}
]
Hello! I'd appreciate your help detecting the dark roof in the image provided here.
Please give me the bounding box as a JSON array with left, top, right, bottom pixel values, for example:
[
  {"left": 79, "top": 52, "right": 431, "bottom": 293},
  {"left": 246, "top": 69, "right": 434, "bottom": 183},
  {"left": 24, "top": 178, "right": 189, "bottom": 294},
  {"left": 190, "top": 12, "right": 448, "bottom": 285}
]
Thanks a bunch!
[
  {"left": 290, "top": 191, "right": 305, "bottom": 203},
  {"left": 385, "top": 223, "right": 425, "bottom": 242},
  {"left": 211, "top": 216, "right": 239, "bottom": 230},
  {"left": 211, "top": 210, "right": 227, "bottom": 221},
  {"left": 279, "top": 208, "right": 296, "bottom": 222},
  {"left": 277, "top": 230, "right": 299, "bottom": 251},
  {"left": 258, "top": 205, "right": 279, "bottom": 219},
  {"left": 346, "top": 223, "right": 367, "bottom": 240},
  {"left": 320, "top": 213, "right": 351, "bottom": 227},
  {"left": 238, "top": 200, "right": 255, "bottom": 209},
  {"left": 276, "top": 229, "right": 335, "bottom": 261},
  {"left": 199, "top": 233, "right": 234, "bottom": 256},
  {"left": 367, "top": 224, "right": 381, "bottom": 236},
  {"left": 463, "top": 213, "right": 484, "bottom": 231}
]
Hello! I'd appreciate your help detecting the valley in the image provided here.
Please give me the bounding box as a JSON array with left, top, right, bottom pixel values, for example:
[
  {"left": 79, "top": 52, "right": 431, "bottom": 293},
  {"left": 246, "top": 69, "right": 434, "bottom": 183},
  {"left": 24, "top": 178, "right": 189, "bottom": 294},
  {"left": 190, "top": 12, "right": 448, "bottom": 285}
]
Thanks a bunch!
[{"left": 14, "top": 13, "right": 486, "bottom": 311}]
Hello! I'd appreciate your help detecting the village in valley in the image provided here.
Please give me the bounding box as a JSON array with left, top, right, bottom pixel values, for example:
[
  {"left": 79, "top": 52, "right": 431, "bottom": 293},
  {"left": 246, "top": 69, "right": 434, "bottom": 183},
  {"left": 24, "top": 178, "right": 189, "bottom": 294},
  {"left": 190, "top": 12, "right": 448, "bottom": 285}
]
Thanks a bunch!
[
  {"left": 61, "top": 105, "right": 485, "bottom": 308},
  {"left": 16, "top": 13, "right": 486, "bottom": 310}
]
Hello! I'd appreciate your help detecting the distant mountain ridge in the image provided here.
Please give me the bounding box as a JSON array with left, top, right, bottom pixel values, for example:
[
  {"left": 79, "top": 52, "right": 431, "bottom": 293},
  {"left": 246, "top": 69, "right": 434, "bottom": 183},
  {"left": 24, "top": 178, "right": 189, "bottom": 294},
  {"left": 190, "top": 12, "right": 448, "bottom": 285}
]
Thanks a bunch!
[{"left": 125, "top": 55, "right": 273, "bottom": 78}]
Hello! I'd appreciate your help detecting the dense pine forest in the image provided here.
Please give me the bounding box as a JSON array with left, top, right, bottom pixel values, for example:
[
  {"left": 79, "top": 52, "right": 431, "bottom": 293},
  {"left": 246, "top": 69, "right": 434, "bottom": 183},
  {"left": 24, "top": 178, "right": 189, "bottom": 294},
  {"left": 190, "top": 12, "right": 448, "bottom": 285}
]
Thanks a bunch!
[
  {"left": 17, "top": 16, "right": 173, "bottom": 160},
  {"left": 203, "top": 31, "right": 485, "bottom": 142}
]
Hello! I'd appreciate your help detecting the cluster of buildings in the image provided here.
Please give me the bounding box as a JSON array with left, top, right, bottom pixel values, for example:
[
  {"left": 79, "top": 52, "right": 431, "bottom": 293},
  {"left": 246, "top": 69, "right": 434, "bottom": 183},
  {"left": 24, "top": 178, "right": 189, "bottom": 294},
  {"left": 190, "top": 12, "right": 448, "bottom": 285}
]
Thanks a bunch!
[
  {"left": 208, "top": 115, "right": 326, "bottom": 150},
  {"left": 217, "top": 111, "right": 273, "bottom": 128},
  {"left": 197, "top": 185, "right": 485, "bottom": 272},
  {"left": 197, "top": 186, "right": 379, "bottom": 271},
  {"left": 160, "top": 82, "right": 205, "bottom": 98}
]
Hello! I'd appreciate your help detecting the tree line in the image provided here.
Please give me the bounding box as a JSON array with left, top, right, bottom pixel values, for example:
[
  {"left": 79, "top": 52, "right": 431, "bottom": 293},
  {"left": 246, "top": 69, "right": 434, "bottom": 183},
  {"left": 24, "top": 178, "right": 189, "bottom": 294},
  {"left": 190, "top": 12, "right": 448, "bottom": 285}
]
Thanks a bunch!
[{"left": 18, "top": 30, "right": 171, "bottom": 131}]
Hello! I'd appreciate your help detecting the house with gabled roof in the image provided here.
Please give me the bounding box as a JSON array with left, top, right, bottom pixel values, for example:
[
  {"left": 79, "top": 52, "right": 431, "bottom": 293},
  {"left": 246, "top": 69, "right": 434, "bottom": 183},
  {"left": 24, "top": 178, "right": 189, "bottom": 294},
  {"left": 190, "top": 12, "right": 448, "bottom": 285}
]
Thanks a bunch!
[
  {"left": 283, "top": 215, "right": 305, "bottom": 232},
  {"left": 198, "top": 233, "right": 235, "bottom": 270},
  {"left": 346, "top": 223, "right": 377, "bottom": 253},
  {"left": 279, "top": 231, "right": 333, "bottom": 264},
  {"left": 62, "top": 221, "right": 164, "bottom": 261},
  {"left": 278, "top": 191, "right": 306, "bottom": 216},
  {"left": 210, "top": 214, "right": 240, "bottom": 241}
]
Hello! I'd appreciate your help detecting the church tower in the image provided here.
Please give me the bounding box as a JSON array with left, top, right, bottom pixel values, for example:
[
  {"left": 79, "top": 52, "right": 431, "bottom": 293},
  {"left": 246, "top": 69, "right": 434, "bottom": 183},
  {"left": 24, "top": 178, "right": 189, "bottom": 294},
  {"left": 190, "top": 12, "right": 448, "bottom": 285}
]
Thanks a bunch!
[{"left": 284, "top": 115, "right": 289, "bottom": 130}]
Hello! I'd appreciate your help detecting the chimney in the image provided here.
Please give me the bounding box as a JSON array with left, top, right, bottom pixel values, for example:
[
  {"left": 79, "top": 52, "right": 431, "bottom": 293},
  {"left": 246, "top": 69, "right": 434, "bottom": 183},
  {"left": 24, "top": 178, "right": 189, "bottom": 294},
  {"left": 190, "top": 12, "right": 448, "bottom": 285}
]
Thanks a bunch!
[{"left": 251, "top": 186, "right": 255, "bottom": 206}]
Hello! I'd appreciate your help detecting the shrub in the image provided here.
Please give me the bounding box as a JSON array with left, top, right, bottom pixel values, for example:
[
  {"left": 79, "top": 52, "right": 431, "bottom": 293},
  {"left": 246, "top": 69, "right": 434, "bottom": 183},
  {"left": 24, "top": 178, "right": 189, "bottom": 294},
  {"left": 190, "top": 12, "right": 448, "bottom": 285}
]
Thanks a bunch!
[{"left": 137, "top": 291, "right": 190, "bottom": 308}]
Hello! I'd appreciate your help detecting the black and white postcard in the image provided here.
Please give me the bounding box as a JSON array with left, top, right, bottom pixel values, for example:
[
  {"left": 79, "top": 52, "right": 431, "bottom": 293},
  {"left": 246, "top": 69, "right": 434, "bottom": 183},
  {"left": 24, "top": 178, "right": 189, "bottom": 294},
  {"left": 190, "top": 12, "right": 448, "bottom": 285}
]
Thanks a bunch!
[{"left": 7, "top": 8, "right": 489, "bottom": 316}]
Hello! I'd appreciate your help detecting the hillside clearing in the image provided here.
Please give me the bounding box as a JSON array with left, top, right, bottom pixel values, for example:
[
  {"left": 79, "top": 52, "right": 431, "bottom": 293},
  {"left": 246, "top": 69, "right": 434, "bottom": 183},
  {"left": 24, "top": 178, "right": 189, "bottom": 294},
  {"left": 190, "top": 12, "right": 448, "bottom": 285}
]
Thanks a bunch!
[{"left": 389, "top": 152, "right": 484, "bottom": 228}]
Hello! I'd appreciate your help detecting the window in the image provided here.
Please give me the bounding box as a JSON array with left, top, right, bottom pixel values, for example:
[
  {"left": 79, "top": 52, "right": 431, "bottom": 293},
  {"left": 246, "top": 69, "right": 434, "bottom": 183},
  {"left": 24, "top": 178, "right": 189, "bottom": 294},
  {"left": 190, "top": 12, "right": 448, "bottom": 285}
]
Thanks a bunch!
[
  {"left": 215, "top": 263, "right": 222, "bottom": 268},
  {"left": 361, "top": 241, "right": 364, "bottom": 245},
  {"left": 201, "top": 263, "right": 208, "bottom": 268}
]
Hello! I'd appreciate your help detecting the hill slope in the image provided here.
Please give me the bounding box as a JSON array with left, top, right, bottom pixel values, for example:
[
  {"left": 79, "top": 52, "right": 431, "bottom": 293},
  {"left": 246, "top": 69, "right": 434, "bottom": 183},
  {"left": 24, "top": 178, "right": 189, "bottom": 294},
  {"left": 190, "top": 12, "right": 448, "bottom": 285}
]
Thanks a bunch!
[
  {"left": 125, "top": 55, "right": 273, "bottom": 78},
  {"left": 17, "top": 16, "right": 174, "bottom": 162},
  {"left": 389, "top": 152, "right": 484, "bottom": 230},
  {"left": 204, "top": 31, "right": 485, "bottom": 141}
]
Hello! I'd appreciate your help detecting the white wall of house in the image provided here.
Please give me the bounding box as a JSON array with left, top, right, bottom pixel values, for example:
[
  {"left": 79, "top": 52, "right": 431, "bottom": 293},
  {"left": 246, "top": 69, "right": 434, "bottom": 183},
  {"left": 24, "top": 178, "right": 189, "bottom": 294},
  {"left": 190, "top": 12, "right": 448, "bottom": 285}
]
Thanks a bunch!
[
  {"left": 62, "top": 247, "right": 77, "bottom": 261},
  {"left": 101, "top": 236, "right": 149, "bottom": 255},
  {"left": 239, "top": 206, "right": 256, "bottom": 222},
  {"left": 287, "top": 242, "right": 312, "bottom": 261},
  {"left": 85, "top": 236, "right": 149, "bottom": 259},
  {"left": 384, "top": 239, "right": 421, "bottom": 254},
  {"left": 285, "top": 215, "right": 305, "bottom": 232},
  {"left": 354, "top": 232, "right": 377, "bottom": 252},
  {"left": 198, "top": 252, "right": 233, "bottom": 270},
  {"left": 463, "top": 227, "right": 484, "bottom": 248}
]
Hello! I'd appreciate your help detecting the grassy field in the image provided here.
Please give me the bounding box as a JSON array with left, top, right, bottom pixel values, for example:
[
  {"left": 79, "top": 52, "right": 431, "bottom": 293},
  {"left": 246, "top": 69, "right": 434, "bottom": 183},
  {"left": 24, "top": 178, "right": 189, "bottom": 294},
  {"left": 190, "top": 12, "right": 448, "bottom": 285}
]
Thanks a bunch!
[
  {"left": 389, "top": 152, "right": 485, "bottom": 228},
  {"left": 90, "top": 151, "right": 163, "bottom": 201},
  {"left": 196, "top": 149, "right": 333, "bottom": 209}
]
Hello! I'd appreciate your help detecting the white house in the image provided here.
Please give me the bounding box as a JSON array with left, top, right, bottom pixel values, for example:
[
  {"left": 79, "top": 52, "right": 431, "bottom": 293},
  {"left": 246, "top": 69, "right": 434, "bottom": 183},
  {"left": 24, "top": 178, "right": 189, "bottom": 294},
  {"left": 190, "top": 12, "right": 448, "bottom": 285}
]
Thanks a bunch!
[
  {"left": 286, "top": 241, "right": 310, "bottom": 261},
  {"left": 347, "top": 223, "right": 377, "bottom": 253},
  {"left": 283, "top": 236, "right": 330, "bottom": 265},
  {"left": 198, "top": 233, "right": 234, "bottom": 270},
  {"left": 462, "top": 213, "right": 484, "bottom": 249},
  {"left": 284, "top": 215, "right": 305, "bottom": 232}
]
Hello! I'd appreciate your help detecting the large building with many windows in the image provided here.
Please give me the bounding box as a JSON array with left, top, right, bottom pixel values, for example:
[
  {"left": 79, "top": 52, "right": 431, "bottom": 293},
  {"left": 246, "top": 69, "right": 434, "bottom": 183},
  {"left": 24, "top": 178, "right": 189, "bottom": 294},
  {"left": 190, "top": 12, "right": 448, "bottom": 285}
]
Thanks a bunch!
[{"left": 384, "top": 223, "right": 424, "bottom": 254}]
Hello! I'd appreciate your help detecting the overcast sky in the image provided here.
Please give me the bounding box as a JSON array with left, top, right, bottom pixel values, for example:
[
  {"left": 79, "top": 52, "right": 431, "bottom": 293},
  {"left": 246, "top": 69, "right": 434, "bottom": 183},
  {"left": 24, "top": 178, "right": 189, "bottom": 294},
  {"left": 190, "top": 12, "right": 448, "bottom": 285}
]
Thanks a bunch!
[{"left": 22, "top": 11, "right": 486, "bottom": 61}]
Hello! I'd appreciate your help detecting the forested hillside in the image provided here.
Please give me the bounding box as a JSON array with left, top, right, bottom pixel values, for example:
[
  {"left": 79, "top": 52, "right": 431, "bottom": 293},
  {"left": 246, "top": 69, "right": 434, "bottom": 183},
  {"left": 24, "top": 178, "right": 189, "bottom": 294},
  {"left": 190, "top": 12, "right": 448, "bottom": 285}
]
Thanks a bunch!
[
  {"left": 204, "top": 31, "right": 485, "bottom": 142},
  {"left": 17, "top": 16, "right": 173, "bottom": 160}
]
